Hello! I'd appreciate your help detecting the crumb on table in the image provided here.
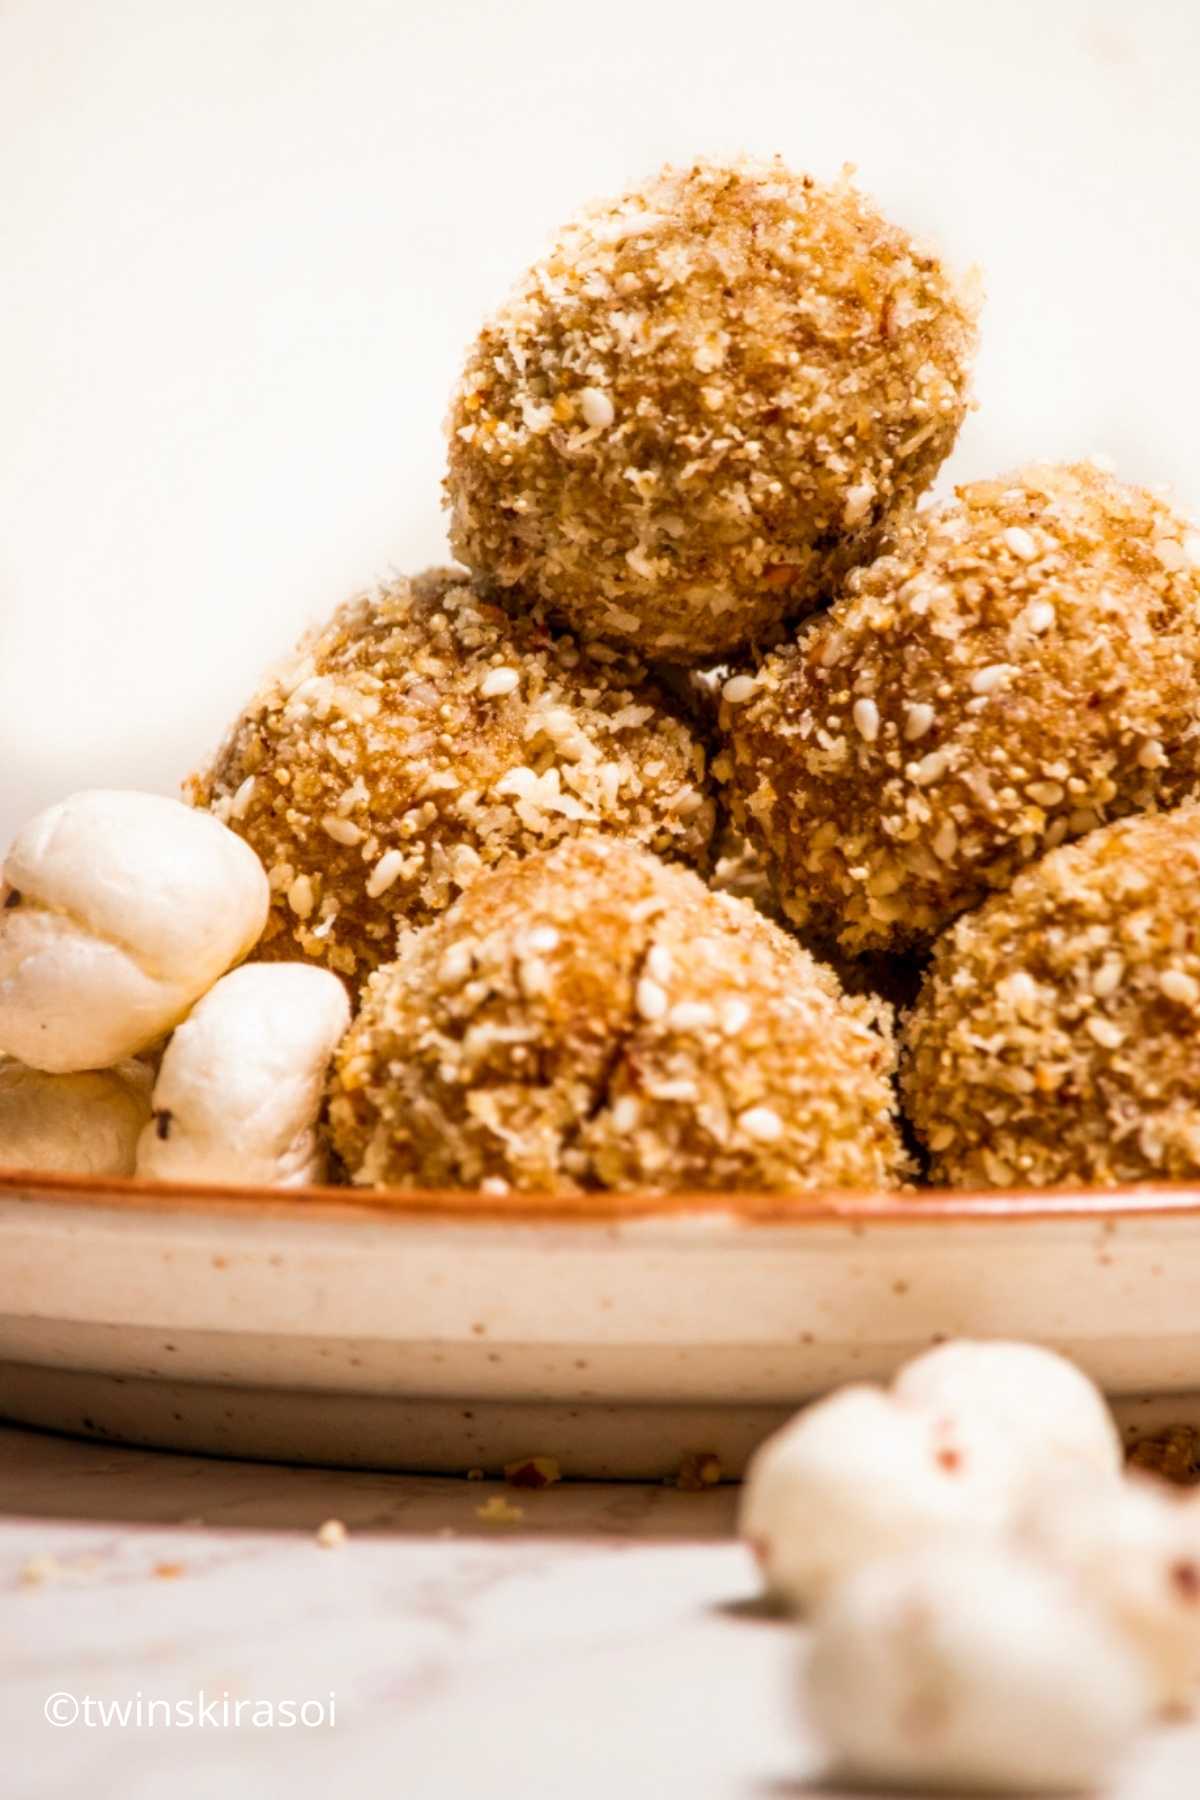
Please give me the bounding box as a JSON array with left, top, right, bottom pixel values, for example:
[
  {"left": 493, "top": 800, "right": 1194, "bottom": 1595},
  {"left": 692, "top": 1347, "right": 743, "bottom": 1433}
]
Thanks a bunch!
[
  {"left": 503, "top": 1455, "right": 562, "bottom": 1489},
  {"left": 476, "top": 1495, "right": 525, "bottom": 1525},
  {"left": 675, "top": 1452, "right": 723, "bottom": 1491}
]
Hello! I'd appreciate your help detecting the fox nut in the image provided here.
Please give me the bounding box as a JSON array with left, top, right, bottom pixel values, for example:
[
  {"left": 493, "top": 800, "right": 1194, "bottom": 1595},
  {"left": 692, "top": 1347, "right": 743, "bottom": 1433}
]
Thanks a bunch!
[
  {"left": 806, "top": 1545, "right": 1151, "bottom": 1793},
  {"left": 739, "top": 1384, "right": 1013, "bottom": 1613},
  {"left": 0, "top": 790, "right": 269, "bottom": 1072},
  {"left": 893, "top": 1339, "right": 1122, "bottom": 1491},
  {"left": 1018, "top": 1472, "right": 1200, "bottom": 1712},
  {"left": 137, "top": 962, "right": 350, "bottom": 1187},
  {"left": 0, "top": 1058, "right": 153, "bottom": 1177}
]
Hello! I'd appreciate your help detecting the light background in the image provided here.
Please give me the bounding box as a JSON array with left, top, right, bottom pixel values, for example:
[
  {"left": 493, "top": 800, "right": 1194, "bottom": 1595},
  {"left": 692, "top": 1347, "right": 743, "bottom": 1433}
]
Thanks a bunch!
[{"left": 3, "top": 0, "right": 1199, "bottom": 844}]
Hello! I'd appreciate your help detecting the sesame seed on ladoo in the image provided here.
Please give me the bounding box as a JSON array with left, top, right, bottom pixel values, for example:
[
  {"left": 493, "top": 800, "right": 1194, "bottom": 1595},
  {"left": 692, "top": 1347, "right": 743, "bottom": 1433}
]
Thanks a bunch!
[
  {"left": 190, "top": 568, "right": 714, "bottom": 982},
  {"left": 720, "top": 462, "right": 1200, "bottom": 955},
  {"left": 329, "top": 836, "right": 909, "bottom": 1193},
  {"left": 446, "top": 157, "right": 978, "bottom": 661},
  {"left": 902, "top": 808, "right": 1200, "bottom": 1187}
]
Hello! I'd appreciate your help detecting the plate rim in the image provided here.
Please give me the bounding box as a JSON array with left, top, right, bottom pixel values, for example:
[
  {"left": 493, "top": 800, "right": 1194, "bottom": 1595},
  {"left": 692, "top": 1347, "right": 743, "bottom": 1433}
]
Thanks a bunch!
[{"left": 4, "top": 1165, "right": 1200, "bottom": 1228}]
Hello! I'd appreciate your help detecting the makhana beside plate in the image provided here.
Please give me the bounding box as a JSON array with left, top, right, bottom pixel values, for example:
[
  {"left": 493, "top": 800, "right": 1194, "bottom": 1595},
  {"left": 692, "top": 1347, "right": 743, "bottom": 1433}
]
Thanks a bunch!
[{"left": 2, "top": 1171, "right": 1199, "bottom": 1479}]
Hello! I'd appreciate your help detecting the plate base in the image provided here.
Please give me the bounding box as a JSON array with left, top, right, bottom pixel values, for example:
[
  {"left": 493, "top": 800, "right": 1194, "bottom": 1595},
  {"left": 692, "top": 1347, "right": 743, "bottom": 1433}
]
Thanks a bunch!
[
  {"left": 0, "top": 1362, "right": 796, "bottom": 1479},
  {"left": 5, "top": 1362, "right": 1200, "bottom": 1480}
]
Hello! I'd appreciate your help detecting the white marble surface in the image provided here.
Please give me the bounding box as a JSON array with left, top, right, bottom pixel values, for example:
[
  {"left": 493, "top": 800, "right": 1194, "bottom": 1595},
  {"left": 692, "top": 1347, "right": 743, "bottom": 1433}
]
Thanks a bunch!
[{"left": 2, "top": 1423, "right": 1200, "bottom": 1799}]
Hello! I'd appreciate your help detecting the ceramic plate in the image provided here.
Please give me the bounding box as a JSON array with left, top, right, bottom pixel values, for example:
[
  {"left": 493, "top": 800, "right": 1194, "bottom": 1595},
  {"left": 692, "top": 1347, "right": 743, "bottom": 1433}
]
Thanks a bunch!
[{"left": 2, "top": 1170, "right": 1198, "bottom": 1478}]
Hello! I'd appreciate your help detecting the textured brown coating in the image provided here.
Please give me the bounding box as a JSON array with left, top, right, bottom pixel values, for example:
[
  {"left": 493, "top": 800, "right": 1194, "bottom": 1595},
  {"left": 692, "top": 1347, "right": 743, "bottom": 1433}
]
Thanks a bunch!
[
  {"left": 1127, "top": 1427, "right": 1200, "bottom": 1486},
  {"left": 705, "top": 821, "right": 924, "bottom": 1015},
  {"left": 446, "top": 158, "right": 977, "bottom": 660},
  {"left": 190, "top": 568, "right": 714, "bottom": 982},
  {"left": 708, "top": 818, "right": 783, "bottom": 920},
  {"left": 902, "top": 808, "right": 1200, "bottom": 1188},
  {"left": 330, "top": 837, "right": 909, "bottom": 1193},
  {"left": 720, "top": 462, "right": 1200, "bottom": 954}
]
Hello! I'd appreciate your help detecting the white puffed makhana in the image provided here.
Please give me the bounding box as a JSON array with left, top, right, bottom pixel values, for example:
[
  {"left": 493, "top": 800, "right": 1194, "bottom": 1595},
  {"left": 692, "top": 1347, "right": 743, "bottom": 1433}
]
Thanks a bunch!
[
  {"left": 893, "top": 1338, "right": 1123, "bottom": 1488},
  {"left": 0, "top": 791, "right": 269, "bottom": 1072},
  {"left": 738, "top": 1384, "right": 1015, "bottom": 1613},
  {"left": 0, "top": 1058, "right": 153, "bottom": 1177},
  {"left": 1018, "top": 1472, "right": 1200, "bottom": 1711},
  {"left": 806, "top": 1545, "right": 1153, "bottom": 1793},
  {"left": 136, "top": 962, "right": 350, "bottom": 1187}
]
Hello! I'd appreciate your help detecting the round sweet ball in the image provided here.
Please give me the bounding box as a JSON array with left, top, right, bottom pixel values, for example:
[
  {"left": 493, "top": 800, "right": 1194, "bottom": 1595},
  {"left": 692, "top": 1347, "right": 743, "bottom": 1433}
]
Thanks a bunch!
[
  {"left": 806, "top": 1546, "right": 1152, "bottom": 1793},
  {"left": 191, "top": 567, "right": 715, "bottom": 984},
  {"left": 902, "top": 807, "right": 1200, "bottom": 1186},
  {"left": 720, "top": 462, "right": 1200, "bottom": 953},
  {"left": 329, "top": 836, "right": 908, "bottom": 1193},
  {"left": 446, "top": 158, "right": 977, "bottom": 661},
  {"left": 0, "top": 1058, "right": 153, "bottom": 1178}
]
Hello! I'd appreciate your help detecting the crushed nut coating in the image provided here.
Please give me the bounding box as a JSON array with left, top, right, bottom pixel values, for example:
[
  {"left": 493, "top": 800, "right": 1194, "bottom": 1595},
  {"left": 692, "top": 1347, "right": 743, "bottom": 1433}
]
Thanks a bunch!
[
  {"left": 190, "top": 568, "right": 714, "bottom": 981},
  {"left": 721, "top": 462, "right": 1200, "bottom": 953},
  {"left": 446, "top": 157, "right": 977, "bottom": 660},
  {"left": 1127, "top": 1426, "right": 1200, "bottom": 1486},
  {"left": 329, "top": 836, "right": 908, "bottom": 1194},
  {"left": 902, "top": 808, "right": 1200, "bottom": 1187}
]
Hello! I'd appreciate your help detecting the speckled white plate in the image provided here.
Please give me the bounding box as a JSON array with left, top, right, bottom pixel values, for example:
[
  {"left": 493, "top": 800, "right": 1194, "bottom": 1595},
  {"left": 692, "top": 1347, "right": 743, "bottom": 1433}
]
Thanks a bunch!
[{"left": 2, "top": 1170, "right": 1199, "bottom": 1478}]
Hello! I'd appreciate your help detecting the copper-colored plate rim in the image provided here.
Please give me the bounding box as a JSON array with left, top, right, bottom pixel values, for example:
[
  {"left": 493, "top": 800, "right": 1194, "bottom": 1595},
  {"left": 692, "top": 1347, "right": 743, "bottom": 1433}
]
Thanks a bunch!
[{"left": 2, "top": 1165, "right": 1200, "bottom": 1227}]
